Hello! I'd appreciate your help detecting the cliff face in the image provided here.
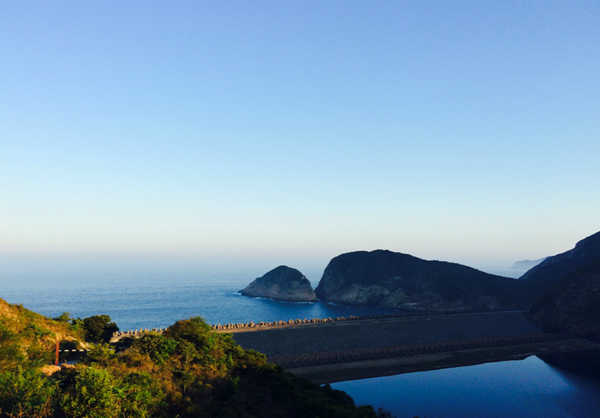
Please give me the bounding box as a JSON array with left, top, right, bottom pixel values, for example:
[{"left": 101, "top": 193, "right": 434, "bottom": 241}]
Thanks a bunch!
[
  {"left": 526, "top": 232, "right": 600, "bottom": 341},
  {"left": 241, "top": 266, "right": 318, "bottom": 302},
  {"left": 314, "top": 250, "right": 524, "bottom": 313}
]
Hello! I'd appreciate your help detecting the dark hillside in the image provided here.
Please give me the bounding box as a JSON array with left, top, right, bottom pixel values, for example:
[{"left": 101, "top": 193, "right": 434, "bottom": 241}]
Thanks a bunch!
[
  {"left": 520, "top": 231, "right": 600, "bottom": 295},
  {"left": 527, "top": 257, "right": 600, "bottom": 341},
  {"left": 315, "top": 250, "right": 525, "bottom": 312},
  {"left": 519, "top": 231, "right": 600, "bottom": 341}
]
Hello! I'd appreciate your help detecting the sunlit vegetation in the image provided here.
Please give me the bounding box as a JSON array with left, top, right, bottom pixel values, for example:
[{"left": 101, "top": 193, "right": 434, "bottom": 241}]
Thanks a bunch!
[
  {"left": 0, "top": 299, "right": 83, "bottom": 372},
  {"left": 0, "top": 299, "right": 390, "bottom": 417}
]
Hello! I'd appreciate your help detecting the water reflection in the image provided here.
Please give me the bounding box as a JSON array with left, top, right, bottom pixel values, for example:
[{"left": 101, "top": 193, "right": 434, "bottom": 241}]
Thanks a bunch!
[{"left": 332, "top": 356, "right": 600, "bottom": 418}]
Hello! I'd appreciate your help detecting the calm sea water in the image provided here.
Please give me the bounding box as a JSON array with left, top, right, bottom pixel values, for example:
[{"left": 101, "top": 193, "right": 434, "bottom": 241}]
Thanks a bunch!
[
  {"left": 2, "top": 269, "right": 599, "bottom": 417},
  {"left": 0, "top": 270, "right": 397, "bottom": 330}
]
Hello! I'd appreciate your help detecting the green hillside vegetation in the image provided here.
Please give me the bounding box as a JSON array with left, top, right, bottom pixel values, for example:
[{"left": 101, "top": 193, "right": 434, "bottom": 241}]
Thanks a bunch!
[
  {"left": 0, "top": 299, "right": 384, "bottom": 418},
  {"left": 0, "top": 299, "right": 84, "bottom": 371}
]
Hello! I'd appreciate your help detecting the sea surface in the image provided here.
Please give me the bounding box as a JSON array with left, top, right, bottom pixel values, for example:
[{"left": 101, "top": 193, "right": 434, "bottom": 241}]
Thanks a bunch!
[
  {"left": 0, "top": 270, "right": 398, "bottom": 330},
  {"left": 2, "top": 269, "right": 599, "bottom": 417}
]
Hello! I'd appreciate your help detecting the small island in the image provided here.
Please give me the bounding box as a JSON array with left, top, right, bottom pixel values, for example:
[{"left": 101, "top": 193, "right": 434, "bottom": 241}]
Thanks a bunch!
[{"left": 241, "top": 266, "right": 318, "bottom": 302}]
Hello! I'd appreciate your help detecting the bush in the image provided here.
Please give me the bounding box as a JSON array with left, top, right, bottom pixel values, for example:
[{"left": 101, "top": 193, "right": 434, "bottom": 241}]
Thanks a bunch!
[
  {"left": 60, "top": 366, "right": 122, "bottom": 418},
  {"left": 120, "top": 371, "right": 166, "bottom": 418},
  {"left": 131, "top": 333, "right": 178, "bottom": 365},
  {"left": 84, "top": 343, "right": 117, "bottom": 367},
  {"left": 0, "top": 366, "right": 55, "bottom": 418}
]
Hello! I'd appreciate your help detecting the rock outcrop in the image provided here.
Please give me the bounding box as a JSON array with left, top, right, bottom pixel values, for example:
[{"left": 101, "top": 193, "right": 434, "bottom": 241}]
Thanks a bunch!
[
  {"left": 525, "top": 231, "right": 600, "bottom": 340},
  {"left": 241, "top": 266, "right": 318, "bottom": 302},
  {"left": 314, "top": 250, "right": 525, "bottom": 313}
]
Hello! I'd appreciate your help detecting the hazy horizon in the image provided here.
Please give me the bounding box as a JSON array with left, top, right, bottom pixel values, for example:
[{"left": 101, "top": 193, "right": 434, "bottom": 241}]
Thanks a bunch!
[
  {"left": 1, "top": 1, "right": 598, "bottom": 283},
  {"left": 0, "top": 229, "right": 593, "bottom": 284}
]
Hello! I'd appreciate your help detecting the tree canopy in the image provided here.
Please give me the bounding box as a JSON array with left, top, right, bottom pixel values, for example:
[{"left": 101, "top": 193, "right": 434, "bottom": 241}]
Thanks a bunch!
[{"left": 79, "top": 315, "right": 119, "bottom": 344}]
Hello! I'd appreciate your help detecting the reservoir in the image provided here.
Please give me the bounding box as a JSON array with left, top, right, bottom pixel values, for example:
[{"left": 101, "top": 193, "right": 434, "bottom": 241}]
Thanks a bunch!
[{"left": 332, "top": 355, "right": 600, "bottom": 418}]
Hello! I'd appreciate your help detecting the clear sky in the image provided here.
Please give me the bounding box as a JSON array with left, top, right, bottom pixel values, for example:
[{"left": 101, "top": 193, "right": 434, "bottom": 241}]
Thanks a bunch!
[{"left": 1, "top": 1, "right": 598, "bottom": 279}]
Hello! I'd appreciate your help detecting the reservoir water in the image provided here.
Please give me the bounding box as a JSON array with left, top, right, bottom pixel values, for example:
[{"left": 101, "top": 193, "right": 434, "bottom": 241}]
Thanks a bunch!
[
  {"left": 333, "top": 355, "right": 600, "bottom": 418},
  {"left": 2, "top": 266, "right": 599, "bottom": 417}
]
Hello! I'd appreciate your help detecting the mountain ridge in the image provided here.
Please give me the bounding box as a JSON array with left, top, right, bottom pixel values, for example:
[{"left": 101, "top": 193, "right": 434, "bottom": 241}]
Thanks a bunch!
[{"left": 314, "top": 249, "right": 525, "bottom": 313}]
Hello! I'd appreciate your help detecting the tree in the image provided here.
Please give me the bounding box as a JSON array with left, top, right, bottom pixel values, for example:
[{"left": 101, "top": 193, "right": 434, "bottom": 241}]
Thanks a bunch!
[
  {"left": 163, "top": 317, "right": 212, "bottom": 348},
  {"left": 80, "top": 315, "right": 119, "bottom": 343},
  {"left": 53, "top": 312, "right": 72, "bottom": 323},
  {"left": 174, "top": 339, "right": 199, "bottom": 365}
]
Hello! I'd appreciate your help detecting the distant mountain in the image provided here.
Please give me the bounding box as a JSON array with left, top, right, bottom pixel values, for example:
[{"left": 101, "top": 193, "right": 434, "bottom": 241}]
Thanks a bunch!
[
  {"left": 510, "top": 258, "right": 546, "bottom": 272},
  {"left": 241, "top": 266, "right": 318, "bottom": 302},
  {"left": 525, "top": 231, "right": 600, "bottom": 340},
  {"left": 314, "top": 250, "right": 526, "bottom": 313}
]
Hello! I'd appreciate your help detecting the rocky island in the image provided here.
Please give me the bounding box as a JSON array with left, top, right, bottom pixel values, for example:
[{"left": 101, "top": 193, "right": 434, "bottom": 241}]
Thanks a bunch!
[{"left": 241, "top": 265, "right": 318, "bottom": 302}]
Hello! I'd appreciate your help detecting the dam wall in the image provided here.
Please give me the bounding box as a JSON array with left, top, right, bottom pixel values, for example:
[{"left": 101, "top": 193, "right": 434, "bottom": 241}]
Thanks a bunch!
[{"left": 230, "top": 311, "right": 543, "bottom": 358}]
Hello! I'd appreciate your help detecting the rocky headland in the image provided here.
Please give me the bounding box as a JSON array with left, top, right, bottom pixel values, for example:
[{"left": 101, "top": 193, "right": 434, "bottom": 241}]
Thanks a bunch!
[
  {"left": 314, "top": 250, "right": 526, "bottom": 313},
  {"left": 241, "top": 265, "right": 318, "bottom": 302},
  {"left": 510, "top": 258, "right": 546, "bottom": 273}
]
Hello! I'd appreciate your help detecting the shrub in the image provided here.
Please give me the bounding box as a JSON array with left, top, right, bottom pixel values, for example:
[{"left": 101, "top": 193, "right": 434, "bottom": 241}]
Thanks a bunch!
[
  {"left": 60, "top": 366, "right": 121, "bottom": 418},
  {"left": 131, "top": 333, "right": 178, "bottom": 365},
  {"left": 0, "top": 366, "right": 55, "bottom": 418}
]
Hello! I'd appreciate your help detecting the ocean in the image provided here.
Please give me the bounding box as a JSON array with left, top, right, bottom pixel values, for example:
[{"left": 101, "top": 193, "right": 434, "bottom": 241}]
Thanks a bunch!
[{"left": 0, "top": 269, "right": 397, "bottom": 331}]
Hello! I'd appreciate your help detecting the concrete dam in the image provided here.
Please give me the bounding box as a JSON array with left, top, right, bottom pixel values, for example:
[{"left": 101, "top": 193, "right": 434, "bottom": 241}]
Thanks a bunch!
[{"left": 224, "top": 311, "right": 590, "bottom": 383}]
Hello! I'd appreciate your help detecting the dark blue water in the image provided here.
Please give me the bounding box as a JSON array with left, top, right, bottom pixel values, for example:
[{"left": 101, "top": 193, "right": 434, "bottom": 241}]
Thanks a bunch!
[
  {"left": 2, "top": 268, "right": 599, "bottom": 417},
  {"left": 333, "top": 356, "right": 600, "bottom": 418},
  {"left": 0, "top": 271, "right": 397, "bottom": 330}
]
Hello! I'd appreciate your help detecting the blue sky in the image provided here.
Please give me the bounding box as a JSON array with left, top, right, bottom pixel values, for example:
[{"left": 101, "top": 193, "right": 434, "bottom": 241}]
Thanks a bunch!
[{"left": 1, "top": 1, "right": 598, "bottom": 278}]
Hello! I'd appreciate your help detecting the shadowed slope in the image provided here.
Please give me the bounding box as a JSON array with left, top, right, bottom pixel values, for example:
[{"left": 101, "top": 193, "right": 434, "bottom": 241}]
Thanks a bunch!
[{"left": 315, "top": 250, "right": 525, "bottom": 312}]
